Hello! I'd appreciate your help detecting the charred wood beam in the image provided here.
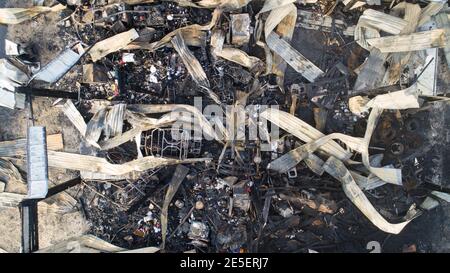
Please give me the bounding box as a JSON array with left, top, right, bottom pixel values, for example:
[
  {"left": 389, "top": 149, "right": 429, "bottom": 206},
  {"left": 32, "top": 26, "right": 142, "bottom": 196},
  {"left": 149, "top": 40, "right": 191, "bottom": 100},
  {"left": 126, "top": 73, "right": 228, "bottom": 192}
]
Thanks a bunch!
[
  {"left": 20, "top": 177, "right": 82, "bottom": 253},
  {"left": 20, "top": 177, "right": 82, "bottom": 206},
  {"left": 20, "top": 200, "right": 39, "bottom": 253},
  {"left": 17, "top": 87, "right": 79, "bottom": 100}
]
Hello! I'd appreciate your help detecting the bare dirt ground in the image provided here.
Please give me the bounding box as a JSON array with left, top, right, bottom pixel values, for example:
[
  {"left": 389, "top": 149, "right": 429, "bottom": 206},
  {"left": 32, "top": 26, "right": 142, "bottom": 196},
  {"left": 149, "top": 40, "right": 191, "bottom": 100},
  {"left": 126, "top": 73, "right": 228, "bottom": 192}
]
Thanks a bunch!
[{"left": 0, "top": 0, "right": 88, "bottom": 253}]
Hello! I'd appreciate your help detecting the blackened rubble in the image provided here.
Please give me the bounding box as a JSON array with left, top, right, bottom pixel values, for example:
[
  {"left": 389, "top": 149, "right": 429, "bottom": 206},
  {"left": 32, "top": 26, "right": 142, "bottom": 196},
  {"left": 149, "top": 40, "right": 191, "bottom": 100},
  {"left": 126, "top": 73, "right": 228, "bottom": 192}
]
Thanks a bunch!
[{"left": 0, "top": 0, "right": 450, "bottom": 253}]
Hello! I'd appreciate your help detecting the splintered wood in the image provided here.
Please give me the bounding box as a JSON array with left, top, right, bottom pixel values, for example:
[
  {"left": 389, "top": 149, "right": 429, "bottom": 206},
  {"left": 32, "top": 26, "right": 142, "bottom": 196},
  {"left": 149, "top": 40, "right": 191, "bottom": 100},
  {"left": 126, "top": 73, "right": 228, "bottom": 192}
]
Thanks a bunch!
[
  {"left": 0, "top": 4, "right": 66, "bottom": 25},
  {"left": 0, "top": 134, "right": 63, "bottom": 157},
  {"left": 366, "top": 29, "right": 446, "bottom": 53},
  {"left": 322, "top": 157, "right": 414, "bottom": 234},
  {"left": 171, "top": 32, "right": 210, "bottom": 88},
  {"left": 266, "top": 32, "right": 324, "bottom": 82},
  {"left": 90, "top": 29, "right": 140, "bottom": 62},
  {"left": 267, "top": 2, "right": 323, "bottom": 83},
  {"left": 354, "top": 2, "right": 449, "bottom": 90},
  {"left": 172, "top": 32, "right": 222, "bottom": 104},
  {"left": 260, "top": 108, "right": 352, "bottom": 161},
  {"left": 47, "top": 151, "right": 210, "bottom": 176},
  {"left": 296, "top": 10, "right": 355, "bottom": 36},
  {"left": 262, "top": 83, "right": 426, "bottom": 233}
]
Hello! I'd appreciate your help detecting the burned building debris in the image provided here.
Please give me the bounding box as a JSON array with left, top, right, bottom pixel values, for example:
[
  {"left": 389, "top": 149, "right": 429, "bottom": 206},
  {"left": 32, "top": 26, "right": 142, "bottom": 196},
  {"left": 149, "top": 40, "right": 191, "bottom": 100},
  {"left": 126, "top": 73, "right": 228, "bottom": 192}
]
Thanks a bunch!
[{"left": 0, "top": 0, "right": 450, "bottom": 253}]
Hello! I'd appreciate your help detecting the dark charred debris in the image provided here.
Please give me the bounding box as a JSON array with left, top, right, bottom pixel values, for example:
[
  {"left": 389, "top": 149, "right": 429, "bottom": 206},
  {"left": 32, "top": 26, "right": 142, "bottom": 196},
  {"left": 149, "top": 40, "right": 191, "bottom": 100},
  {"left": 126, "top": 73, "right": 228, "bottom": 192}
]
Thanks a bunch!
[{"left": 0, "top": 0, "right": 450, "bottom": 253}]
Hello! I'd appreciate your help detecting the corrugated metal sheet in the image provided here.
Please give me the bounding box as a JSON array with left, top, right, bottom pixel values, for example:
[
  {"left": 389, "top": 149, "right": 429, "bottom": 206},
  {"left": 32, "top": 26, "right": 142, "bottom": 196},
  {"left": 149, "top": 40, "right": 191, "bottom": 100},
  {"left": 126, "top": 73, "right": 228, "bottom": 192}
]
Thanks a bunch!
[
  {"left": 0, "top": 59, "right": 28, "bottom": 109},
  {"left": 26, "top": 126, "right": 48, "bottom": 199},
  {"left": 33, "top": 47, "right": 82, "bottom": 83},
  {"left": 104, "top": 103, "right": 126, "bottom": 139},
  {"left": 417, "top": 21, "right": 438, "bottom": 96},
  {"left": 61, "top": 99, "right": 87, "bottom": 136},
  {"left": 0, "top": 58, "right": 29, "bottom": 84},
  {"left": 0, "top": 88, "right": 25, "bottom": 109}
]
